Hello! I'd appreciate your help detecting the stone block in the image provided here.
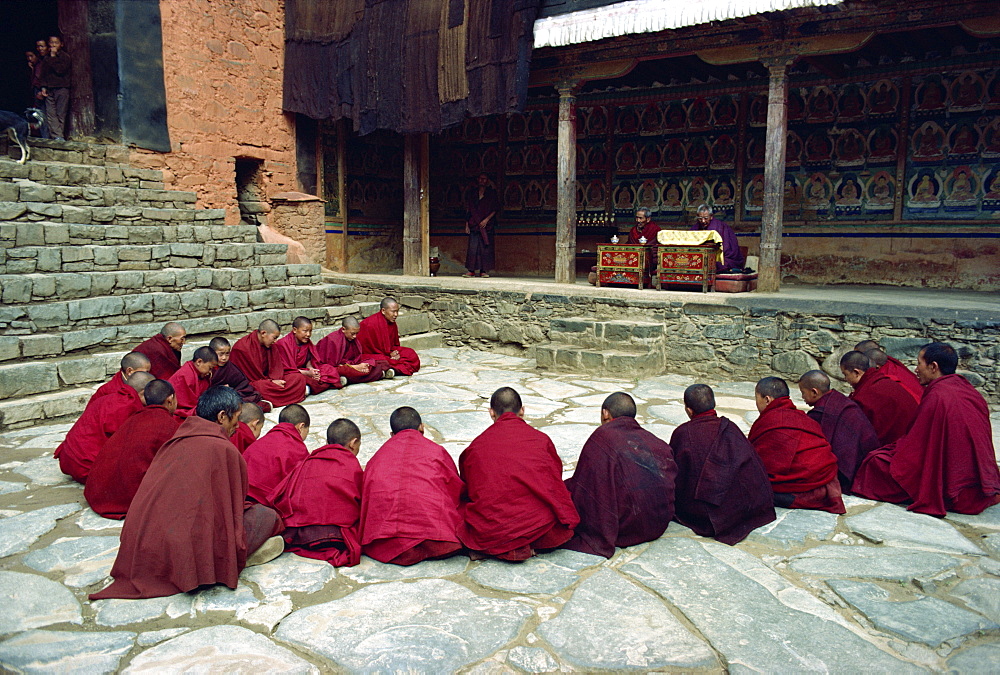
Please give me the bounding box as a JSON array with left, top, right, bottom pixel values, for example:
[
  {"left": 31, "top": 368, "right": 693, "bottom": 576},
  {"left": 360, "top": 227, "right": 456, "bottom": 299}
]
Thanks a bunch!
[
  {"left": 93, "top": 247, "right": 118, "bottom": 266},
  {"left": 807, "top": 329, "right": 840, "bottom": 352},
  {"left": 51, "top": 274, "right": 93, "bottom": 299},
  {"left": 881, "top": 337, "right": 930, "bottom": 359},
  {"left": 68, "top": 296, "right": 125, "bottom": 321},
  {"left": 1, "top": 277, "right": 31, "bottom": 304},
  {"left": 534, "top": 346, "right": 555, "bottom": 368},
  {"left": 30, "top": 275, "right": 56, "bottom": 298},
  {"left": 26, "top": 303, "right": 69, "bottom": 329},
  {"left": 19, "top": 181, "right": 55, "bottom": 202},
  {"left": 498, "top": 325, "right": 525, "bottom": 344},
  {"left": 0, "top": 399, "right": 44, "bottom": 427},
  {"left": 91, "top": 274, "right": 114, "bottom": 296},
  {"left": 58, "top": 358, "right": 107, "bottom": 385},
  {"left": 5, "top": 259, "right": 36, "bottom": 274},
  {"left": 464, "top": 321, "right": 497, "bottom": 340},
  {"left": 0, "top": 336, "right": 19, "bottom": 361},
  {"left": 61, "top": 205, "right": 92, "bottom": 223},
  {"left": 324, "top": 284, "right": 355, "bottom": 298},
  {"left": 14, "top": 222, "right": 44, "bottom": 247},
  {"left": 665, "top": 342, "right": 715, "bottom": 362},
  {"left": 43, "top": 223, "right": 69, "bottom": 245},
  {"left": 152, "top": 293, "right": 181, "bottom": 313},
  {"left": 231, "top": 269, "right": 250, "bottom": 288},
  {"left": 703, "top": 322, "right": 746, "bottom": 340},
  {"left": 398, "top": 313, "right": 432, "bottom": 336},
  {"left": 91, "top": 207, "right": 115, "bottom": 222},
  {"left": 0, "top": 183, "right": 18, "bottom": 201},
  {"left": 223, "top": 291, "right": 249, "bottom": 309},
  {"left": 116, "top": 206, "right": 142, "bottom": 219},
  {"left": 62, "top": 327, "right": 117, "bottom": 351},
  {"left": 399, "top": 332, "right": 445, "bottom": 350},
  {"left": 144, "top": 270, "right": 175, "bottom": 287},
  {"left": 27, "top": 203, "right": 61, "bottom": 218},
  {"left": 550, "top": 318, "right": 593, "bottom": 334},
  {"left": 0, "top": 202, "right": 27, "bottom": 220},
  {"left": 726, "top": 345, "right": 760, "bottom": 366},
  {"left": 117, "top": 246, "right": 152, "bottom": 261},
  {"left": 169, "top": 243, "right": 203, "bottom": 257},
  {"left": 212, "top": 269, "right": 234, "bottom": 289},
  {"left": 398, "top": 295, "right": 427, "bottom": 309},
  {"left": 115, "top": 271, "right": 143, "bottom": 289},
  {"left": 958, "top": 370, "right": 985, "bottom": 387},
  {"left": 580, "top": 350, "right": 605, "bottom": 369},
  {"left": 0, "top": 361, "right": 59, "bottom": 398},
  {"left": 683, "top": 303, "right": 743, "bottom": 316},
  {"left": 772, "top": 349, "right": 819, "bottom": 375},
  {"left": 173, "top": 269, "right": 197, "bottom": 289},
  {"left": 179, "top": 291, "right": 209, "bottom": 313},
  {"left": 555, "top": 347, "right": 582, "bottom": 368},
  {"left": 226, "top": 314, "right": 250, "bottom": 334},
  {"left": 20, "top": 335, "right": 63, "bottom": 358},
  {"left": 124, "top": 294, "right": 154, "bottom": 314},
  {"left": 142, "top": 208, "right": 173, "bottom": 221},
  {"left": 215, "top": 244, "right": 238, "bottom": 260}
]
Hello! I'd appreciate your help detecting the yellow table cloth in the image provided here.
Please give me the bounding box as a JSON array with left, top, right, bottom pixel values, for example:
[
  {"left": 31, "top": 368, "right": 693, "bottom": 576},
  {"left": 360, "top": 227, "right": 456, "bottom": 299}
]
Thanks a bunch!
[{"left": 655, "top": 229, "right": 724, "bottom": 264}]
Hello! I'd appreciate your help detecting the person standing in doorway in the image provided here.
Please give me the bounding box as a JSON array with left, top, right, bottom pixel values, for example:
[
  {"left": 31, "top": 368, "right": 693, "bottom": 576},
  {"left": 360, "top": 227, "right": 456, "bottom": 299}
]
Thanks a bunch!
[
  {"left": 40, "top": 35, "right": 72, "bottom": 141},
  {"left": 463, "top": 173, "right": 499, "bottom": 278}
]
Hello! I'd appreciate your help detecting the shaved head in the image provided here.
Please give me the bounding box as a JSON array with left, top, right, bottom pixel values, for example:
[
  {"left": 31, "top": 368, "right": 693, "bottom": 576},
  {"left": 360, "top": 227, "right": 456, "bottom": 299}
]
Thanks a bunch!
[
  {"left": 601, "top": 392, "right": 636, "bottom": 419},
  {"left": 120, "top": 352, "right": 151, "bottom": 374},
  {"left": 755, "top": 376, "right": 789, "bottom": 399},
  {"left": 127, "top": 371, "right": 156, "bottom": 394},
  {"left": 327, "top": 418, "right": 361, "bottom": 446},
  {"left": 209, "top": 337, "right": 230, "bottom": 351},
  {"left": 380, "top": 297, "right": 398, "bottom": 310},
  {"left": 840, "top": 350, "right": 871, "bottom": 372},
  {"left": 854, "top": 340, "right": 880, "bottom": 352},
  {"left": 144, "top": 379, "right": 174, "bottom": 406},
  {"left": 864, "top": 348, "right": 887, "bottom": 368},
  {"left": 292, "top": 316, "right": 312, "bottom": 329},
  {"left": 258, "top": 319, "right": 280, "bottom": 334},
  {"left": 490, "top": 387, "right": 522, "bottom": 415},
  {"left": 161, "top": 322, "right": 185, "bottom": 338},
  {"left": 683, "top": 384, "right": 716, "bottom": 414},
  {"left": 342, "top": 316, "right": 360, "bottom": 329},
  {"left": 390, "top": 406, "right": 422, "bottom": 434},
  {"left": 192, "top": 346, "right": 218, "bottom": 363},
  {"left": 239, "top": 402, "right": 265, "bottom": 427},
  {"left": 798, "top": 370, "right": 831, "bottom": 392},
  {"left": 278, "top": 403, "right": 310, "bottom": 427}
]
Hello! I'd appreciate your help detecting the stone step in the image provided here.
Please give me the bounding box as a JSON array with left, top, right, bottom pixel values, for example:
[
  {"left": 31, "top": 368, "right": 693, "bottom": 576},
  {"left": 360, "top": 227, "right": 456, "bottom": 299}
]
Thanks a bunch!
[
  {"left": 534, "top": 343, "right": 665, "bottom": 375},
  {"left": 0, "top": 202, "right": 221, "bottom": 227},
  {"left": 0, "top": 158, "right": 165, "bottom": 189},
  {"left": 0, "top": 179, "right": 196, "bottom": 210},
  {"left": 0, "top": 221, "right": 257, "bottom": 248},
  {"left": 401, "top": 331, "right": 446, "bottom": 351},
  {"left": 548, "top": 316, "right": 666, "bottom": 348},
  {"left": 2, "top": 139, "right": 136, "bottom": 169}
]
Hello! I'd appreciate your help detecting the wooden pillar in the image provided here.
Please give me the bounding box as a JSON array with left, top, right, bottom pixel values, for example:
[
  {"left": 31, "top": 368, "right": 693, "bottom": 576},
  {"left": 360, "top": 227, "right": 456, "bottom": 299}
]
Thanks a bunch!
[
  {"left": 757, "top": 57, "right": 794, "bottom": 293},
  {"left": 325, "top": 119, "right": 349, "bottom": 272},
  {"left": 554, "top": 83, "right": 578, "bottom": 284},
  {"left": 403, "top": 133, "right": 430, "bottom": 276}
]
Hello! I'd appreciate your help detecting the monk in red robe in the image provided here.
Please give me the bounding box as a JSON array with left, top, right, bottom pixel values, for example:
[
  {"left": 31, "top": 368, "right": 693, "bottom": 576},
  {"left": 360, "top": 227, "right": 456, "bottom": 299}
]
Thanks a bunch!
[
  {"left": 670, "top": 385, "right": 776, "bottom": 545},
  {"left": 357, "top": 297, "right": 420, "bottom": 377},
  {"left": 84, "top": 379, "right": 180, "bottom": 519},
  {"left": 360, "top": 407, "right": 463, "bottom": 565},
  {"left": 840, "top": 350, "right": 918, "bottom": 446},
  {"left": 563, "top": 393, "right": 677, "bottom": 558},
  {"left": 316, "top": 317, "right": 390, "bottom": 384},
  {"left": 168, "top": 346, "right": 219, "bottom": 417},
  {"left": 232, "top": 402, "right": 265, "bottom": 454},
  {"left": 244, "top": 404, "right": 310, "bottom": 508},
  {"left": 87, "top": 352, "right": 151, "bottom": 411},
  {"left": 626, "top": 207, "right": 660, "bottom": 245},
  {"left": 210, "top": 337, "right": 270, "bottom": 412},
  {"left": 55, "top": 371, "right": 155, "bottom": 483},
  {"left": 853, "top": 342, "right": 1000, "bottom": 516},
  {"left": 459, "top": 387, "right": 580, "bottom": 560},
  {"left": 271, "top": 418, "right": 364, "bottom": 567},
  {"left": 133, "top": 322, "right": 186, "bottom": 379},
  {"left": 229, "top": 320, "right": 307, "bottom": 407},
  {"left": 799, "top": 370, "right": 880, "bottom": 490},
  {"left": 274, "top": 316, "right": 345, "bottom": 395},
  {"left": 856, "top": 340, "right": 922, "bottom": 404},
  {"left": 90, "top": 386, "right": 285, "bottom": 600},
  {"left": 749, "top": 377, "right": 845, "bottom": 514}
]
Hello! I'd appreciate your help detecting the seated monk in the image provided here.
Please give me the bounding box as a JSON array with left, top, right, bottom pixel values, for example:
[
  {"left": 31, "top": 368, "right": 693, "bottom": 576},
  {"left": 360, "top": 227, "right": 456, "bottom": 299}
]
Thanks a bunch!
[
  {"left": 133, "top": 322, "right": 186, "bottom": 379},
  {"left": 55, "top": 371, "right": 155, "bottom": 483},
  {"left": 90, "top": 386, "right": 285, "bottom": 601},
  {"left": 840, "top": 350, "right": 918, "bottom": 446},
  {"left": 357, "top": 297, "right": 419, "bottom": 377},
  {"left": 210, "top": 337, "right": 271, "bottom": 412},
  {"left": 670, "top": 385, "right": 776, "bottom": 545},
  {"left": 84, "top": 380, "right": 181, "bottom": 519},
  {"left": 271, "top": 418, "right": 364, "bottom": 567},
  {"left": 232, "top": 402, "right": 266, "bottom": 454},
  {"left": 563, "top": 392, "right": 677, "bottom": 558},
  {"left": 244, "top": 404, "right": 310, "bottom": 508},
  {"left": 459, "top": 387, "right": 580, "bottom": 561},
  {"left": 799, "top": 370, "right": 880, "bottom": 490},
  {"left": 860, "top": 344, "right": 922, "bottom": 404},
  {"left": 360, "top": 407, "right": 463, "bottom": 565},
  {"left": 168, "top": 346, "right": 219, "bottom": 417},
  {"left": 87, "top": 352, "right": 151, "bottom": 411},
  {"left": 853, "top": 343, "right": 1000, "bottom": 516},
  {"left": 229, "top": 320, "right": 308, "bottom": 408},
  {"left": 274, "top": 316, "right": 346, "bottom": 395},
  {"left": 316, "top": 316, "right": 391, "bottom": 384},
  {"left": 749, "top": 377, "right": 845, "bottom": 514}
]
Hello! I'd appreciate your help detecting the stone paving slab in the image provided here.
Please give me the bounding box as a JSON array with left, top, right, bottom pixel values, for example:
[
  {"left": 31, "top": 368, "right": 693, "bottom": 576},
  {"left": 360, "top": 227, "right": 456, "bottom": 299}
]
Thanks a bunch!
[
  {"left": 847, "top": 504, "right": 985, "bottom": 555},
  {"left": 0, "top": 629, "right": 135, "bottom": 674},
  {"left": 469, "top": 549, "right": 602, "bottom": 595},
  {"left": 748, "top": 507, "right": 839, "bottom": 549},
  {"left": 787, "top": 545, "right": 963, "bottom": 581}
]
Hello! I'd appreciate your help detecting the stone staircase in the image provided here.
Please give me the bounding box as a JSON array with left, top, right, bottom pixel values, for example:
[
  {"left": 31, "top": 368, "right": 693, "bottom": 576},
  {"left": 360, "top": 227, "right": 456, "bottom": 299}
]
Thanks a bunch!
[{"left": 535, "top": 316, "right": 666, "bottom": 375}]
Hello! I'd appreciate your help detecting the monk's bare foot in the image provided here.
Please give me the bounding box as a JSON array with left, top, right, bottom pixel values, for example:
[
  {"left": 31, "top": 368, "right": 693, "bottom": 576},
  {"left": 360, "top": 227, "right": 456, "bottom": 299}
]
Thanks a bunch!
[
  {"left": 383, "top": 368, "right": 395, "bottom": 379},
  {"left": 246, "top": 535, "right": 284, "bottom": 567}
]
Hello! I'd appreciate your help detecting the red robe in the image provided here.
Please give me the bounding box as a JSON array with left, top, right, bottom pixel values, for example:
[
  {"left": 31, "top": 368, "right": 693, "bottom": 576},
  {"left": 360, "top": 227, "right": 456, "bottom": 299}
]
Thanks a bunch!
[
  {"left": 459, "top": 413, "right": 580, "bottom": 559},
  {"left": 271, "top": 443, "right": 364, "bottom": 567},
  {"left": 670, "top": 411, "right": 776, "bottom": 545},
  {"left": 850, "top": 368, "right": 919, "bottom": 446},
  {"left": 273, "top": 332, "right": 343, "bottom": 395},
  {"left": 853, "top": 374, "right": 1000, "bottom": 516},
  {"left": 229, "top": 332, "right": 307, "bottom": 407},
  {"left": 748, "top": 397, "right": 845, "bottom": 514},
  {"left": 626, "top": 220, "right": 660, "bottom": 246},
  {"left": 360, "top": 430, "right": 463, "bottom": 565},
  {"left": 357, "top": 312, "right": 420, "bottom": 376},
  {"left": 315, "top": 330, "right": 388, "bottom": 384},
  {"left": 84, "top": 405, "right": 181, "bottom": 519},
  {"left": 564, "top": 416, "right": 677, "bottom": 558},
  {"left": 244, "top": 423, "right": 309, "bottom": 508},
  {"left": 167, "top": 361, "right": 211, "bottom": 417},
  {"left": 133, "top": 334, "right": 181, "bottom": 380},
  {"left": 231, "top": 421, "right": 259, "bottom": 455},
  {"left": 806, "top": 389, "right": 880, "bottom": 489},
  {"left": 86, "top": 372, "right": 128, "bottom": 411},
  {"left": 877, "top": 356, "right": 923, "bottom": 404},
  {"left": 54, "top": 386, "right": 143, "bottom": 483}
]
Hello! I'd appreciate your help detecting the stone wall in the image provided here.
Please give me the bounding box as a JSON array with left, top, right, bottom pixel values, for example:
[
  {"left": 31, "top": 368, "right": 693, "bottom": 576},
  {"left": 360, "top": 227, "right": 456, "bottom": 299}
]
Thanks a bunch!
[{"left": 129, "top": 0, "right": 297, "bottom": 226}]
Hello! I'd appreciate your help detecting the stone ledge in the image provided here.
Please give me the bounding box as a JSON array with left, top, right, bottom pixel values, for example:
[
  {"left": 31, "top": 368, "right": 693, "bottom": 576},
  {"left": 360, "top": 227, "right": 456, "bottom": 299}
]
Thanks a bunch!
[{"left": 0, "top": 222, "right": 257, "bottom": 247}]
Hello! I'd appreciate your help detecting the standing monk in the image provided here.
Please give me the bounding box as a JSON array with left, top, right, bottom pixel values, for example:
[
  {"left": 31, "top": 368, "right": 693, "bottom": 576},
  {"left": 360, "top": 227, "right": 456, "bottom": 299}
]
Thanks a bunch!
[
  {"left": 232, "top": 402, "right": 266, "bottom": 454},
  {"left": 168, "top": 347, "right": 219, "bottom": 417},
  {"left": 840, "top": 351, "right": 918, "bottom": 446},
  {"left": 244, "top": 404, "right": 310, "bottom": 508},
  {"left": 210, "top": 337, "right": 270, "bottom": 412},
  {"left": 694, "top": 204, "right": 744, "bottom": 272},
  {"left": 230, "top": 320, "right": 308, "bottom": 407},
  {"left": 87, "top": 352, "right": 151, "bottom": 410},
  {"left": 459, "top": 387, "right": 579, "bottom": 561},
  {"left": 274, "top": 316, "right": 346, "bottom": 395},
  {"left": 316, "top": 317, "right": 390, "bottom": 384},
  {"left": 463, "top": 173, "right": 499, "bottom": 278},
  {"left": 133, "top": 322, "right": 186, "bottom": 379},
  {"left": 853, "top": 343, "right": 1000, "bottom": 516},
  {"left": 357, "top": 297, "right": 420, "bottom": 376}
]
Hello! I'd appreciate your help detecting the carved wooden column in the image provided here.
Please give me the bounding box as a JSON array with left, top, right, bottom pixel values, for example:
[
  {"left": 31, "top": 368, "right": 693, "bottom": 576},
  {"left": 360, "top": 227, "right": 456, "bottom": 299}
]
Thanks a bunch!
[
  {"left": 758, "top": 56, "right": 794, "bottom": 293},
  {"left": 555, "top": 82, "right": 578, "bottom": 284},
  {"left": 403, "top": 133, "right": 430, "bottom": 276}
]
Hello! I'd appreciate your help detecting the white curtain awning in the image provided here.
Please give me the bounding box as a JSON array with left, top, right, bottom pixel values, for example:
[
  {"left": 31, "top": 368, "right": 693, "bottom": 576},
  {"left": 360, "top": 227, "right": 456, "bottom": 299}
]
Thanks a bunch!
[{"left": 533, "top": 0, "right": 845, "bottom": 49}]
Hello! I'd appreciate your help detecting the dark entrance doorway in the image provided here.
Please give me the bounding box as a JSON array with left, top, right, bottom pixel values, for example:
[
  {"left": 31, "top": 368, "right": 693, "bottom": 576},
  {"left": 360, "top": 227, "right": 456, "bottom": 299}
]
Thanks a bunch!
[{"left": 0, "top": 0, "right": 59, "bottom": 115}]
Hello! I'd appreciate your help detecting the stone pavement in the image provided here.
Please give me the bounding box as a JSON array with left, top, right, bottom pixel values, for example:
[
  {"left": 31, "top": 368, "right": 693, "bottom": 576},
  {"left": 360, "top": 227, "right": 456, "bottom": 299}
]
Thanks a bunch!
[{"left": 1, "top": 346, "right": 999, "bottom": 673}]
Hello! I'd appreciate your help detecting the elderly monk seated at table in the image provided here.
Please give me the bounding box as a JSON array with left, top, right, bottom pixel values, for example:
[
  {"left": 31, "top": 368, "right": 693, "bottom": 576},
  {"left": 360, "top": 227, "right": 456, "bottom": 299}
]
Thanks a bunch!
[
  {"left": 694, "top": 204, "right": 744, "bottom": 272},
  {"left": 232, "top": 402, "right": 265, "bottom": 454},
  {"left": 856, "top": 339, "right": 922, "bottom": 404},
  {"left": 85, "top": 379, "right": 180, "bottom": 519},
  {"left": 563, "top": 392, "right": 677, "bottom": 558},
  {"left": 55, "top": 371, "right": 155, "bottom": 484},
  {"left": 459, "top": 387, "right": 579, "bottom": 561},
  {"left": 799, "top": 370, "right": 880, "bottom": 491},
  {"left": 134, "top": 322, "right": 186, "bottom": 379},
  {"left": 271, "top": 418, "right": 364, "bottom": 567},
  {"left": 749, "top": 377, "right": 845, "bottom": 514},
  {"left": 316, "top": 316, "right": 391, "bottom": 384},
  {"left": 210, "top": 337, "right": 270, "bottom": 412},
  {"left": 853, "top": 342, "right": 1000, "bottom": 516},
  {"left": 670, "top": 384, "right": 775, "bottom": 545},
  {"left": 360, "top": 407, "right": 463, "bottom": 565},
  {"left": 840, "top": 350, "right": 918, "bottom": 446},
  {"left": 168, "top": 346, "right": 219, "bottom": 417},
  {"left": 627, "top": 207, "right": 660, "bottom": 246},
  {"left": 357, "top": 297, "right": 420, "bottom": 377},
  {"left": 230, "top": 320, "right": 308, "bottom": 408},
  {"left": 90, "top": 387, "right": 285, "bottom": 601},
  {"left": 245, "top": 404, "right": 310, "bottom": 508},
  {"left": 88, "top": 352, "right": 151, "bottom": 410},
  {"left": 275, "top": 316, "right": 346, "bottom": 395}
]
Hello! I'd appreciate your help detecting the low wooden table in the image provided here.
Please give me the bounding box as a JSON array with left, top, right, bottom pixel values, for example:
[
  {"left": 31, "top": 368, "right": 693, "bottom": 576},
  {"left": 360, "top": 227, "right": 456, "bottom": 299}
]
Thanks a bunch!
[
  {"left": 595, "top": 245, "right": 648, "bottom": 289},
  {"left": 654, "top": 243, "right": 719, "bottom": 293}
]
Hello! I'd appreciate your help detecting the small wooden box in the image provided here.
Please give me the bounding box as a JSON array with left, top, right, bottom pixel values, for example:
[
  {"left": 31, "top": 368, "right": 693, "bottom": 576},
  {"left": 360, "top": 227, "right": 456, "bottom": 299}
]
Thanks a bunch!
[
  {"left": 596, "top": 245, "right": 648, "bottom": 289},
  {"left": 655, "top": 244, "right": 718, "bottom": 293}
]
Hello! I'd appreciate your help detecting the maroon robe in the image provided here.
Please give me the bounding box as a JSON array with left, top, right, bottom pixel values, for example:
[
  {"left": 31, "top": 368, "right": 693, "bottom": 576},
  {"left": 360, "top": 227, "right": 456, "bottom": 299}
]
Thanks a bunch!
[
  {"left": 315, "top": 330, "right": 387, "bottom": 384},
  {"left": 54, "top": 386, "right": 143, "bottom": 483},
  {"left": 211, "top": 361, "right": 266, "bottom": 410},
  {"left": 168, "top": 361, "right": 211, "bottom": 417},
  {"left": 244, "top": 423, "right": 309, "bottom": 508},
  {"left": 86, "top": 372, "right": 128, "bottom": 411},
  {"left": 357, "top": 312, "right": 420, "bottom": 376},
  {"left": 878, "top": 356, "right": 923, "bottom": 404},
  {"left": 807, "top": 389, "right": 881, "bottom": 489},
  {"left": 133, "top": 334, "right": 181, "bottom": 380},
  {"left": 853, "top": 374, "right": 1000, "bottom": 516},
  {"left": 850, "top": 368, "right": 919, "bottom": 446},
  {"left": 466, "top": 185, "right": 499, "bottom": 273},
  {"left": 360, "top": 430, "right": 463, "bottom": 565},
  {"left": 84, "top": 405, "right": 181, "bottom": 519},
  {"left": 459, "top": 413, "right": 580, "bottom": 559},
  {"left": 271, "top": 443, "right": 364, "bottom": 567},
  {"left": 626, "top": 220, "right": 661, "bottom": 246},
  {"left": 229, "top": 332, "right": 308, "bottom": 407},
  {"left": 563, "top": 416, "right": 677, "bottom": 558},
  {"left": 670, "top": 411, "right": 776, "bottom": 545},
  {"left": 90, "top": 416, "right": 283, "bottom": 600},
  {"left": 231, "top": 421, "right": 259, "bottom": 455},
  {"left": 273, "top": 332, "right": 342, "bottom": 395}
]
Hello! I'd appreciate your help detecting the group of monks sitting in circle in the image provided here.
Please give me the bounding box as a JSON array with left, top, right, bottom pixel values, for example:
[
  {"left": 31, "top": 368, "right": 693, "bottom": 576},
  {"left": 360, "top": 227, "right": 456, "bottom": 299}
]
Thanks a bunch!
[{"left": 53, "top": 314, "right": 998, "bottom": 600}]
